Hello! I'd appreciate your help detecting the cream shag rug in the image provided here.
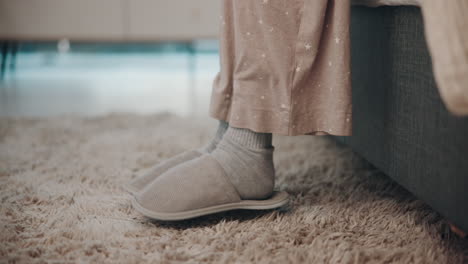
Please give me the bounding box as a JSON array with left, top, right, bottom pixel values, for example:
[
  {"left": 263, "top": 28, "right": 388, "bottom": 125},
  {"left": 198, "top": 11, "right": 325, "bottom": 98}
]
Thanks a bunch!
[{"left": 0, "top": 113, "right": 467, "bottom": 263}]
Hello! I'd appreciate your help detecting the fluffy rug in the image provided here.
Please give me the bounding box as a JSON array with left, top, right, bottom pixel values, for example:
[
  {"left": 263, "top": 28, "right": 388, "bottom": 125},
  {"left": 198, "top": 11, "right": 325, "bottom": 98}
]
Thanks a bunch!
[{"left": 0, "top": 113, "right": 466, "bottom": 263}]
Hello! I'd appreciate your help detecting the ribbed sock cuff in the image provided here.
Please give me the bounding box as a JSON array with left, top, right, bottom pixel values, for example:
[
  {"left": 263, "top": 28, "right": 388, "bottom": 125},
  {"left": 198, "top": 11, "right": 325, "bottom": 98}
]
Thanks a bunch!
[{"left": 224, "top": 126, "right": 272, "bottom": 149}]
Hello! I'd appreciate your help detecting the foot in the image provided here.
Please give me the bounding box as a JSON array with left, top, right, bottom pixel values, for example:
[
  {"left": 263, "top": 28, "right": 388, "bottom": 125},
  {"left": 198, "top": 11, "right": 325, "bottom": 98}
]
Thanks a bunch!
[
  {"left": 123, "top": 120, "right": 228, "bottom": 194},
  {"left": 133, "top": 126, "right": 277, "bottom": 216}
]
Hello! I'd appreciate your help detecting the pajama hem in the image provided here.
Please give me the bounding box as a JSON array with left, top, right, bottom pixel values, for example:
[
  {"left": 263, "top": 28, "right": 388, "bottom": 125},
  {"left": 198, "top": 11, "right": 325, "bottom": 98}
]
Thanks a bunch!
[{"left": 210, "top": 0, "right": 352, "bottom": 136}]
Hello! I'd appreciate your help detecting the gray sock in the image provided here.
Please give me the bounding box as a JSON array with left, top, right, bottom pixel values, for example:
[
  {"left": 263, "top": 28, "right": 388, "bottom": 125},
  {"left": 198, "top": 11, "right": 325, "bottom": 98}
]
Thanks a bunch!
[
  {"left": 211, "top": 126, "right": 275, "bottom": 200},
  {"left": 201, "top": 120, "right": 229, "bottom": 153}
]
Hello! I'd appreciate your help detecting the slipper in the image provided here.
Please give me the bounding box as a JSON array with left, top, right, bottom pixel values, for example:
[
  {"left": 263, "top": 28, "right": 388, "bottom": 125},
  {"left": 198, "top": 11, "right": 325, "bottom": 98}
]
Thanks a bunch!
[
  {"left": 132, "top": 191, "right": 289, "bottom": 221},
  {"left": 131, "top": 154, "right": 289, "bottom": 221},
  {"left": 123, "top": 149, "right": 203, "bottom": 194}
]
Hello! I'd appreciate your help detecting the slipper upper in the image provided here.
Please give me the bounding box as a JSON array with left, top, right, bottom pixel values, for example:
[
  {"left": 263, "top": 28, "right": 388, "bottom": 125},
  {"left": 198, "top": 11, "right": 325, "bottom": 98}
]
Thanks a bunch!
[
  {"left": 135, "top": 154, "right": 242, "bottom": 213},
  {"left": 128, "top": 149, "right": 203, "bottom": 194}
]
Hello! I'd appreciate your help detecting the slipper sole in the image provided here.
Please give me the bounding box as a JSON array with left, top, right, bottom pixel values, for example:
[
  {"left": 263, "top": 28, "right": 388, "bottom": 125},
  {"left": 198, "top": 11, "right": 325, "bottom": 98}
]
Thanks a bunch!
[{"left": 132, "top": 191, "right": 290, "bottom": 221}]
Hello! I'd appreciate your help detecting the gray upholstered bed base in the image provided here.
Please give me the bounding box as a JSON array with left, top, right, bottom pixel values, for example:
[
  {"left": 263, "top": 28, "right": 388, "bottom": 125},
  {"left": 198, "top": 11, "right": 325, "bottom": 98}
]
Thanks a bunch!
[{"left": 335, "top": 6, "right": 468, "bottom": 232}]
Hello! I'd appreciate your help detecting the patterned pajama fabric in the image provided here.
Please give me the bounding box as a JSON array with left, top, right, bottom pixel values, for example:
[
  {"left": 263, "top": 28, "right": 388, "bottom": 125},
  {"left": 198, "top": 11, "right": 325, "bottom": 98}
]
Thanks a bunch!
[{"left": 209, "top": 0, "right": 352, "bottom": 136}]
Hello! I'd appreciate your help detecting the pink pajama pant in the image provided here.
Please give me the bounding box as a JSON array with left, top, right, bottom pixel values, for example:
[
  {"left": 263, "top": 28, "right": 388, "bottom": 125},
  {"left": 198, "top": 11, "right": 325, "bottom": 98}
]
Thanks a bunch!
[{"left": 209, "top": 0, "right": 352, "bottom": 136}]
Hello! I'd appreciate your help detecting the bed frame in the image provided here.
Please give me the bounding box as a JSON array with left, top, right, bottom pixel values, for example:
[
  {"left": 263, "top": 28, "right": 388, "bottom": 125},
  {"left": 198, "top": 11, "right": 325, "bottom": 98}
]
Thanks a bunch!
[{"left": 335, "top": 6, "right": 468, "bottom": 233}]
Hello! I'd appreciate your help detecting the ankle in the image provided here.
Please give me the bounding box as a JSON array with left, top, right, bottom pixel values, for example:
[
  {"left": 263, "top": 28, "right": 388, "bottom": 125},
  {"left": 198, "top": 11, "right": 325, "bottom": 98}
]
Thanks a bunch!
[{"left": 201, "top": 120, "right": 229, "bottom": 153}]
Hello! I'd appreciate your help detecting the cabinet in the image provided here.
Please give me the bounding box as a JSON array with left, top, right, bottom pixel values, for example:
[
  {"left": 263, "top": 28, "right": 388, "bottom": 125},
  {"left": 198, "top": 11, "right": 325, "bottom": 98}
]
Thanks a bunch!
[
  {"left": 128, "top": 0, "right": 221, "bottom": 40},
  {"left": 0, "top": 0, "right": 220, "bottom": 41}
]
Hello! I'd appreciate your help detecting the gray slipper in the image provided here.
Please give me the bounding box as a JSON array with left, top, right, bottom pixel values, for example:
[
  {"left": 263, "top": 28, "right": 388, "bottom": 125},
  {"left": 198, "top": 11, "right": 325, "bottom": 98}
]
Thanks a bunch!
[{"left": 132, "top": 154, "right": 289, "bottom": 221}]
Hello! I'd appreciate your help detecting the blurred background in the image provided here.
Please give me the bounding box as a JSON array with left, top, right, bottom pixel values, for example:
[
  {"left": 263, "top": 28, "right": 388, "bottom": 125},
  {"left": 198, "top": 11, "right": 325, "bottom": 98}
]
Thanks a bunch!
[{"left": 0, "top": 0, "right": 221, "bottom": 117}]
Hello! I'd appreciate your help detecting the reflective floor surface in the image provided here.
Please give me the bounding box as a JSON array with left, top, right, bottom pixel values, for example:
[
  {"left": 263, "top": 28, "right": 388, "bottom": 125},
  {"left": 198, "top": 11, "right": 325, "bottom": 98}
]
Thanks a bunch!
[{"left": 0, "top": 42, "right": 219, "bottom": 118}]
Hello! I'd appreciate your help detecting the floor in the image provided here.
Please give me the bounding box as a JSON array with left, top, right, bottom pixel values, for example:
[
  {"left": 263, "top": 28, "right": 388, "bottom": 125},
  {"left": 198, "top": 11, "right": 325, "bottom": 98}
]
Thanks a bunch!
[
  {"left": 2, "top": 42, "right": 468, "bottom": 264},
  {"left": 2, "top": 113, "right": 466, "bottom": 263},
  {"left": 0, "top": 42, "right": 219, "bottom": 117}
]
